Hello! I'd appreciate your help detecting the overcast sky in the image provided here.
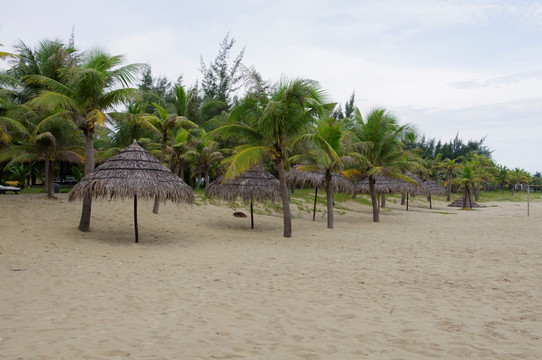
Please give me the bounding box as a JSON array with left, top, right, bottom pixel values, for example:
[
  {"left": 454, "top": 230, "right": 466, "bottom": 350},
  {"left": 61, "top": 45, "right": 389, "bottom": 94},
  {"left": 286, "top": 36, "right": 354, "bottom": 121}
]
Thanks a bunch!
[{"left": 2, "top": 0, "right": 541, "bottom": 173}]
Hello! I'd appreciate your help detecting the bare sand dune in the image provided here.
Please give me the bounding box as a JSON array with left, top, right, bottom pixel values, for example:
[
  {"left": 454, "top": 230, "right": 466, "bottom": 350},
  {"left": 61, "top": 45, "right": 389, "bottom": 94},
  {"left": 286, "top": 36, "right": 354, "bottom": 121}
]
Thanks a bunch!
[{"left": 1, "top": 193, "right": 541, "bottom": 359}]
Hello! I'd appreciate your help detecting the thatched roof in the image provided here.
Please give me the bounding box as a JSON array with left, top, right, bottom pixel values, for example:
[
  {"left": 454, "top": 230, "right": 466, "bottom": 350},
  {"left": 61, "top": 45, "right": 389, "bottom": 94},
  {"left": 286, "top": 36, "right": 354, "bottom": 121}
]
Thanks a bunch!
[
  {"left": 448, "top": 197, "right": 485, "bottom": 208},
  {"left": 205, "top": 167, "right": 281, "bottom": 203},
  {"left": 421, "top": 179, "right": 447, "bottom": 195},
  {"left": 69, "top": 140, "right": 194, "bottom": 203},
  {"left": 286, "top": 166, "right": 354, "bottom": 194},
  {"left": 355, "top": 173, "right": 420, "bottom": 194}
]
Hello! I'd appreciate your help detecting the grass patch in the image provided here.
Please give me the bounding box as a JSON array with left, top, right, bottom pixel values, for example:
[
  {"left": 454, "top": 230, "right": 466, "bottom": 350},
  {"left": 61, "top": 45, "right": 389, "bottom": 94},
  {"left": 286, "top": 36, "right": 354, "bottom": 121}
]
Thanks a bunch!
[{"left": 20, "top": 187, "right": 44, "bottom": 194}]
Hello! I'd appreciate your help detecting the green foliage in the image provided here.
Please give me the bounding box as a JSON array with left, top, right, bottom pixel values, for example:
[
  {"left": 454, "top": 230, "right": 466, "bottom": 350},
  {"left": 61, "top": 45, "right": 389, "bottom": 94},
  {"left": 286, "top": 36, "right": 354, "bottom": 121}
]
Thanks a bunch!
[{"left": 200, "top": 33, "right": 245, "bottom": 112}]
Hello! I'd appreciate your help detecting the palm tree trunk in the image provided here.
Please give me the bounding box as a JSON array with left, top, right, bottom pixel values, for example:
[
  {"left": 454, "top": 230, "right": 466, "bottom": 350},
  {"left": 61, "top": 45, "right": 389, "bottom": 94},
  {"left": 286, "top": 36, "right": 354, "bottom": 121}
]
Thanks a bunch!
[
  {"left": 401, "top": 193, "right": 406, "bottom": 205},
  {"left": 369, "top": 176, "right": 379, "bottom": 222},
  {"left": 326, "top": 174, "right": 334, "bottom": 229},
  {"left": 153, "top": 134, "right": 168, "bottom": 214},
  {"left": 78, "top": 131, "right": 95, "bottom": 232},
  {"left": 276, "top": 158, "right": 292, "bottom": 238},
  {"left": 204, "top": 169, "right": 209, "bottom": 188},
  {"left": 44, "top": 157, "right": 50, "bottom": 193},
  {"left": 446, "top": 173, "right": 452, "bottom": 201},
  {"left": 168, "top": 138, "right": 175, "bottom": 169},
  {"left": 381, "top": 193, "right": 386, "bottom": 208},
  {"left": 47, "top": 159, "right": 55, "bottom": 198}
]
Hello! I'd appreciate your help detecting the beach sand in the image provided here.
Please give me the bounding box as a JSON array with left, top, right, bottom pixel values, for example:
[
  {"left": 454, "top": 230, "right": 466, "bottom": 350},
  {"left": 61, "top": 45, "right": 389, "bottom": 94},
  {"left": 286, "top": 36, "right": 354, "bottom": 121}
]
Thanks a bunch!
[{"left": 0, "top": 193, "right": 541, "bottom": 359}]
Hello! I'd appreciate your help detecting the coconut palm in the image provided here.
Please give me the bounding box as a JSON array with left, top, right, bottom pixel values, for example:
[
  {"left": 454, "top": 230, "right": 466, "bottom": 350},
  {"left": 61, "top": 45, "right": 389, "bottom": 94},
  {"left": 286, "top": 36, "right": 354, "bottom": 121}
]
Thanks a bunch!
[
  {"left": 185, "top": 129, "right": 224, "bottom": 188},
  {"left": 495, "top": 165, "right": 510, "bottom": 192},
  {"left": 453, "top": 163, "right": 482, "bottom": 209},
  {"left": 0, "top": 105, "right": 84, "bottom": 196},
  {"left": 439, "top": 157, "right": 459, "bottom": 201},
  {"left": 28, "top": 50, "right": 143, "bottom": 231},
  {"left": 292, "top": 117, "right": 357, "bottom": 229},
  {"left": 143, "top": 102, "right": 197, "bottom": 213},
  {"left": 508, "top": 167, "right": 531, "bottom": 195},
  {"left": 214, "top": 78, "right": 325, "bottom": 237},
  {"left": 350, "top": 107, "right": 415, "bottom": 222}
]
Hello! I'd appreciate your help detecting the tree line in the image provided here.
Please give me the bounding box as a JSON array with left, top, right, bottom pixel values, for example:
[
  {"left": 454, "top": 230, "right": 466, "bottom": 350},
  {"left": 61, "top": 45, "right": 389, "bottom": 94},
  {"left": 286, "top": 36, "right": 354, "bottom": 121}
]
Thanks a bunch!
[{"left": 1, "top": 35, "right": 539, "bottom": 237}]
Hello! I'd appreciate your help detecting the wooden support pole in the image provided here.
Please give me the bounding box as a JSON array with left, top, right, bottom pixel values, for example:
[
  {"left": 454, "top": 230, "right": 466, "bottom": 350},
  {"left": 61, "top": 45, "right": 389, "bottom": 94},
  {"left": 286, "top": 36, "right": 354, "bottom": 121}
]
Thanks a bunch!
[
  {"left": 527, "top": 185, "right": 530, "bottom": 217},
  {"left": 134, "top": 195, "right": 139, "bottom": 243},
  {"left": 250, "top": 196, "right": 254, "bottom": 229},
  {"left": 313, "top": 187, "right": 318, "bottom": 221}
]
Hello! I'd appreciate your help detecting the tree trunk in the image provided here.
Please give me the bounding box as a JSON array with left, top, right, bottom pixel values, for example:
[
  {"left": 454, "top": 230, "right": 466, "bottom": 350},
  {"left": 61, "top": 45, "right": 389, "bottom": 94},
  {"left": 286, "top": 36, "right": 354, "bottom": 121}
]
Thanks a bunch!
[
  {"left": 168, "top": 138, "right": 175, "bottom": 169},
  {"left": 401, "top": 193, "right": 406, "bottom": 205},
  {"left": 47, "top": 158, "right": 55, "bottom": 198},
  {"left": 369, "top": 176, "right": 379, "bottom": 222},
  {"left": 462, "top": 188, "right": 469, "bottom": 209},
  {"left": 446, "top": 173, "right": 452, "bottom": 201},
  {"left": 153, "top": 133, "right": 169, "bottom": 214},
  {"left": 381, "top": 193, "right": 386, "bottom": 208},
  {"left": 44, "top": 157, "right": 50, "bottom": 193},
  {"left": 276, "top": 158, "right": 292, "bottom": 238},
  {"left": 326, "top": 173, "right": 334, "bottom": 229},
  {"left": 204, "top": 169, "right": 209, "bottom": 188},
  {"left": 78, "top": 131, "right": 95, "bottom": 232}
]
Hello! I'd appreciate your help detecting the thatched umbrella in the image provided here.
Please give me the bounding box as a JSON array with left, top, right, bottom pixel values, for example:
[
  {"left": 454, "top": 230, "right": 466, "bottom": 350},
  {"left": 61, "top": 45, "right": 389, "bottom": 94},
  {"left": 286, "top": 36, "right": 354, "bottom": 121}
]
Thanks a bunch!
[
  {"left": 356, "top": 173, "right": 422, "bottom": 210},
  {"left": 286, "top": 166, "right": 354, "bottom": 221},
  {"left": 421, "top": 179, "right": 447, "bottom": 209},
  {"left": 69, "top": 140, "right": 194, "bottom": 243},
  {"left": 205, "top": 167, "right": 280, "bottom": 229}
]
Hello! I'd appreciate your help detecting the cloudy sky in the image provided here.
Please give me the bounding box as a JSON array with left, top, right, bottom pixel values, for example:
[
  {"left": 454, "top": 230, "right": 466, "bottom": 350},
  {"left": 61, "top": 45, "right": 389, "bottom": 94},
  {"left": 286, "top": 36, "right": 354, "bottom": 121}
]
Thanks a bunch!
[{"left": 2, "top": 0, "right": 541, "bottom": 173}]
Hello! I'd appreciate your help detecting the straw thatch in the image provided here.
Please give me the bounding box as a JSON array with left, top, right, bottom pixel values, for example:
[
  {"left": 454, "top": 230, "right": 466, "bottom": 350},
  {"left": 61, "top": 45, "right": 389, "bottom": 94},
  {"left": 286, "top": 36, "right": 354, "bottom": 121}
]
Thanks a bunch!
[
  {"left": 448, "top": 197, "right": 485, "bottom": 208},
  {"left": 69, "top": 140, "right": 194, "bottom": 203},
  {"left": 286, "top": 166, "right": 354, "bottom": 194},
  {"left": 69, "top": 140, "right": 194, "bottom": 243},
  {"left": 355, "top": 173, "right": 419, "bottom": 195},
  {"left": 205, "top": 167, "right": 281, "bottom": 203},
  {"left": 421, "top": 179, "right": 447, "bottom": 195},
  {"left": 205, "top": 167, "right": 280, "bottom": 229}
]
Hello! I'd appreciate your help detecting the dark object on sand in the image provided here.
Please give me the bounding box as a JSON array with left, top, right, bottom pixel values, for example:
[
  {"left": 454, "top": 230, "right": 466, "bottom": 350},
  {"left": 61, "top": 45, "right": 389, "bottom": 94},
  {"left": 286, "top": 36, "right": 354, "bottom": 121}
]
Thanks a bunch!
[{"left": 233, "top": 212, "right": 247, "bottom": 218}]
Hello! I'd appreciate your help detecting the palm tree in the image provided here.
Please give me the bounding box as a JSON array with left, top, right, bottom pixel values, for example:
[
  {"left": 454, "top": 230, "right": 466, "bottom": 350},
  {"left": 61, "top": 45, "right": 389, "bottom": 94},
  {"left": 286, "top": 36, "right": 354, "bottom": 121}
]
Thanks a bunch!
[
  {"left": 214, "top": 78, "right": 325, "bottom": 237},
  {"left": 350, "top": 107, "right": 415, "bottom": 222},
  {"left": 508, "top": 168, "right": 531, "bottom": 195},
  {"left": 440, "top": 157, "right": 459, "bottom": 201},
  {"left": 143, "top": 102, "right": 197, "bottom": 213},
  {"left": 453, "top": 163, "right": 482, "bottom": 209},
  {"left": 292, "top": 117, "right": 357, "bottom": 229},
  {"left": 495, "top": 165, "right": 510, "bottom": 192},
  {"left": 185, "top": 129, "right": 224, "bottom": 188},
  {"left": 0, "top": 105, "right": 83, "bottom": 197},
  {"left": 28, "top": 50, "right": 143, "bottom": 231}
]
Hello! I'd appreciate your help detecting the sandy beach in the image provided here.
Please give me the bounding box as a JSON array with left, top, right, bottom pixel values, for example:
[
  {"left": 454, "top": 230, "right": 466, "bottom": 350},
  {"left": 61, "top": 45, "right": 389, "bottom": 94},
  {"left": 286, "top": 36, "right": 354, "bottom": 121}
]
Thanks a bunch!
[{"left": 0, "top": 193, "right": 541, "bottom": 359}]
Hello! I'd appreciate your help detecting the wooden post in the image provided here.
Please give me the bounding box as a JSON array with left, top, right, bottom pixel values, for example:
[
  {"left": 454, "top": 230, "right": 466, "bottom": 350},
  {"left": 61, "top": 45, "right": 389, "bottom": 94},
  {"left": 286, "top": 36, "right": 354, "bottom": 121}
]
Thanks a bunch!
[
  {"left": 250, "top": 195, "right": 254, "bottom": 229},
  {"left": 134, "top": 195, "right": 139, "bottom": 243},
  {"left": 313, "top": 187, "right": 318, "bottom": 221},
  {"left": 527, "top": 185, "right": 530, "bottom": 217},
  {"left": 406, "top": 193, "right": 409, "bottom": 211}
]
